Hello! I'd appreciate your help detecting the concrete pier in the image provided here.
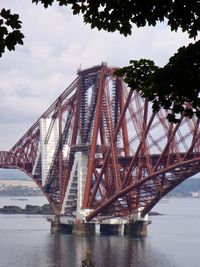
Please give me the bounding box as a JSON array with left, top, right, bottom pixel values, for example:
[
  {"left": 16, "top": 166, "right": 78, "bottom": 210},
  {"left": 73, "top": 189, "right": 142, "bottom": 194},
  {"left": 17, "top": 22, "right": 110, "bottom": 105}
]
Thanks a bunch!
[
  {"left": 72, "top": 223, "right": 96, "bottom": 235},
  {"left": 51, "top": 221, "right": 96, "bottom": 235},
  {"left": 51, "top": 221, "right": 73, "bottom": 234},
  {"left": 124, "top": 221, "right": 147, "bottom": 237},
  {"left": 51, "top": 221, "right": 147, "bottom": 237},
  {"left": 100, "top": 224, "right": 124, "bottom": 235},
  {"left": 50, "top": 214, "right": 148, "bottom": 236}
]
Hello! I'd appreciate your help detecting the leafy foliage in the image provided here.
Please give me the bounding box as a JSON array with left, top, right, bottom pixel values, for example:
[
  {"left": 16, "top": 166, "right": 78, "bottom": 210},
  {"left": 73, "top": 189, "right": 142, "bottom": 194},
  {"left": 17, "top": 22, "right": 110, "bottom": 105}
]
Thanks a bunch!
[
  {"left": 0, "top": 8, "right": 24, "bottom": 57},
  {"left": 32, "top": 0, "right": 200, "bottom": 38},
  {"left": 116, "top": 41, "right": 200, "bottom": 122},
  {"left": 31, "top": 0, "right": 200, "bottom": 121},
  {"left": 1, "top": 1, "right": 200, "bottom": 121},
  {"left": 115, "top": 59, "right": 159, "bottom": 91}
]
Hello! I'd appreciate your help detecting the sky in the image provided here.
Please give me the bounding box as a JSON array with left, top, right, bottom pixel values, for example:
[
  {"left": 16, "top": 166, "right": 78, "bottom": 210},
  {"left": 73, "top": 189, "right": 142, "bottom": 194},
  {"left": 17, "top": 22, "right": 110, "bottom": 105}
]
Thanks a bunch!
[{"left": 0, "top": 1, "right": 194, "bottom": 151}]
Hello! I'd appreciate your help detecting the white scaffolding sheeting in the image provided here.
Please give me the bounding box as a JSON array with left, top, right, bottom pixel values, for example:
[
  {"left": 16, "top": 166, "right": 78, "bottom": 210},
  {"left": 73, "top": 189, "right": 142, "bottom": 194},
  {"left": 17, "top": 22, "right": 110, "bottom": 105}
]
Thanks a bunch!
[{"left": 40, "top": 118, "right": 59, "bottom": 186}]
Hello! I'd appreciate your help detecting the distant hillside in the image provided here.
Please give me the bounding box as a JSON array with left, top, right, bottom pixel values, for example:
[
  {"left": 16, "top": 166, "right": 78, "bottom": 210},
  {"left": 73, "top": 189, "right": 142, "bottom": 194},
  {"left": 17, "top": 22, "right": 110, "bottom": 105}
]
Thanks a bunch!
[
  {"left": 0, "top": 169, "right": 200, "bottom": 197},
  {"left": 0, "top": 185, "right": 43, "bottom": 197},
  {"left": 0, "top": 169, "right": 30, "bottom": 180},
  {"left": 167, "top": 178, "right": 200, "bottom": 197}
]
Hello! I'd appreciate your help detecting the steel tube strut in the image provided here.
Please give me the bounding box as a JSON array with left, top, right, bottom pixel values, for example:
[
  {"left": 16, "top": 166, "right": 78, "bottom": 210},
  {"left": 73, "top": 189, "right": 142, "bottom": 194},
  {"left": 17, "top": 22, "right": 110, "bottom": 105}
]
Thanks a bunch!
[
  {"left": 1, "top": 65, "right": 200, "bottom": 223},
  {"left": 88, "top": 89, "right": 133, "bottom": 206},
  {"left": 82, "top": 68, "right": 106, "bottom": 208},
  {"left": 86, "top": 157, "right": 200, "bottom": 221}
]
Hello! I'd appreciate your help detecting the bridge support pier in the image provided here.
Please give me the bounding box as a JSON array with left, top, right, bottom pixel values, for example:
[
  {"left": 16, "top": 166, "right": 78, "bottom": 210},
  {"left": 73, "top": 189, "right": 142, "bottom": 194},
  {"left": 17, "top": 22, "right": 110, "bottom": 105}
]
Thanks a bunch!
[
  {"left": 124, "top": 221, "right": 147, "bottom": 237},
  {"left": 72, "top": 223, "right": 96, "bottom": 235},
  {"left": 123, "top": 210, "right": 148, "bottom": 237},
  {"left": 50, "top": 221, "right": 73, "bottom": 234},
  {"left": 100, "top": 224, "right": 124, "bottom": 235},
  {"left": 50, "top": 211, "right": 148, "bottom": 236},
  {"left": 50, "top": 220, "right": 96, "bottom": 235},
  {"left": 50, "top": 221, "right": 148, "bottom": 236}
]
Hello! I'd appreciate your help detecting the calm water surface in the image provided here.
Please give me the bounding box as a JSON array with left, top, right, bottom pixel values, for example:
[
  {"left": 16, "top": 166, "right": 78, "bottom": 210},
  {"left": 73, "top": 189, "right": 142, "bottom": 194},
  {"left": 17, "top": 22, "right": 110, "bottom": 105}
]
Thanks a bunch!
[{"left": 0, "top": 197, "right": 200, "bottom": 267}]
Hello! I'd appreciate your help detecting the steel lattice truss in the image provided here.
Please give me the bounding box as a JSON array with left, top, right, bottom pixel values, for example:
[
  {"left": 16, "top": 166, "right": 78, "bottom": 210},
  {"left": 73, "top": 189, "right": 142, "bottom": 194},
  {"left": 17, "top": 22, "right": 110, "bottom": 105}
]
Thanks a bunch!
[{"left": 1, "top": 64, "right": 200, "bottom": 220}]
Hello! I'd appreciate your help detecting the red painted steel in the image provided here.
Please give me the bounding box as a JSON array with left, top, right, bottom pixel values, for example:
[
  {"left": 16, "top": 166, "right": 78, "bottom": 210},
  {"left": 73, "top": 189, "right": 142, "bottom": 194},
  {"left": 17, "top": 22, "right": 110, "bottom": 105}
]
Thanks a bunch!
[{"left": 1, "top": 64, "right": 200, "bottom": 221}]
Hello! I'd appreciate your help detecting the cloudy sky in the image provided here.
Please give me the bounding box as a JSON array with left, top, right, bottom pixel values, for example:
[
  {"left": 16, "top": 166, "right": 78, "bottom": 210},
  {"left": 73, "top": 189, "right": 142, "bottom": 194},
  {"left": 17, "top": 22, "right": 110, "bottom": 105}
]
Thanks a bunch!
[{"left": 0, "top": 1, "right": 193, "bottom": 151}]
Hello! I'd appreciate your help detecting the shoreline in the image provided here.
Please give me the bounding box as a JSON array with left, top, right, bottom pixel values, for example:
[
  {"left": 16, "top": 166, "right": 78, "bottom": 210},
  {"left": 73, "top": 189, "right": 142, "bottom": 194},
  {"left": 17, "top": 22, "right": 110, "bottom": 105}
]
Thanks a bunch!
[
  {"left": 0, "top": 204, "right": 163, "bottom": 216},
  {"left": 0, "top": 204, "right": 53, "bottom": 215}
]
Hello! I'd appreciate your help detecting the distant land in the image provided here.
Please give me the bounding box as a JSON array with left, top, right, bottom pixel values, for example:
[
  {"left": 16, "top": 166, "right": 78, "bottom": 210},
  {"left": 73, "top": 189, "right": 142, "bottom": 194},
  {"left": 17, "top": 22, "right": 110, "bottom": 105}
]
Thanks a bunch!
[
  {"left": 0, "top": 179, "right": 42, "bottom": 197},
  {"left": 0, "top": 169, "right": 30, "bottom": 180},
  {"left": 167, "top": 177, "right": 200, "bottom": 197},
  {"left": 0, "top": 169, "right": 200, "bottom": 197},
  {"left": 0, "top": 169, "right": 41, "bottom": 196}
]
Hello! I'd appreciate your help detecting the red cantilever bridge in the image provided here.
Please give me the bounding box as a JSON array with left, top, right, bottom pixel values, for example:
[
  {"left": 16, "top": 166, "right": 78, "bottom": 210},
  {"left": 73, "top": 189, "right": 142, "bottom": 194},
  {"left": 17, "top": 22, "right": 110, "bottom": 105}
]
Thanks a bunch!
[{"left": 0, "top": 64, "right": 200, "bottom": 228}]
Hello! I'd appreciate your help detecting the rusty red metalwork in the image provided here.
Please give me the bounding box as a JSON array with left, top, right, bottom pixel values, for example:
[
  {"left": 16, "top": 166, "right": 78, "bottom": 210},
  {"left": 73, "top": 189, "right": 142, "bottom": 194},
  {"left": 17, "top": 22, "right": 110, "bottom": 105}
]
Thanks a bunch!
[{"left": 1, "top": 64, "right": 200, "bottom": 221}]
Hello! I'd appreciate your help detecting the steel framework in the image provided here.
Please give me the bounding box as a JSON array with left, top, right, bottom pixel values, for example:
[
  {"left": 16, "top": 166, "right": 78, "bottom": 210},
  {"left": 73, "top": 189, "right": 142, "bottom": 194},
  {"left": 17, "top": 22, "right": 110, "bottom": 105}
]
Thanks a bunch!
[{"left": 1, "top": 64, "right": 200, "bottom": 221}]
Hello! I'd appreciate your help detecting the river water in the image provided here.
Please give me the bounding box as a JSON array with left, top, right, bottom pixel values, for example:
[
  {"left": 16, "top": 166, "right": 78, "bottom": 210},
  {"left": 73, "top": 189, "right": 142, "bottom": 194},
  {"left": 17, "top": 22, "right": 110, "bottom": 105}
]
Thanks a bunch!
[{"left": 0, "top": 197, "right": 199, "bottom": 267}]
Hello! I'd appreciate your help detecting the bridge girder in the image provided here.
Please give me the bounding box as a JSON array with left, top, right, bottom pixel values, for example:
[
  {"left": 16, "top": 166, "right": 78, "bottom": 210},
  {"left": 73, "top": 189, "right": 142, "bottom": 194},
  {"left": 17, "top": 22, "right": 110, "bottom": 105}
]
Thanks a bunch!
[{"left": 1, "top": 64, "right": 200, "bottom": 221}]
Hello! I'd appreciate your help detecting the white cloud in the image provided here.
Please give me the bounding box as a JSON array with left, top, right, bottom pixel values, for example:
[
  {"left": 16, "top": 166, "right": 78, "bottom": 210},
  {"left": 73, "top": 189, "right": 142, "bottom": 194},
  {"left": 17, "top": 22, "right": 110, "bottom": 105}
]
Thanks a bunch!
[{"left": 0, "top": 0, "right": 193, "bottom": 150}]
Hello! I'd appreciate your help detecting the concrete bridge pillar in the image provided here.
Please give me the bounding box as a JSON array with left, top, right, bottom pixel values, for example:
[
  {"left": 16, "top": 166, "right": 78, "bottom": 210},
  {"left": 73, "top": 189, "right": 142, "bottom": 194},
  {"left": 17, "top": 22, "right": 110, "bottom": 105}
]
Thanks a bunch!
[
  {"left": 50, "top": 221, "right": 73, "bottom": 234},
  {"left": 72, "top": 222, "right": 96, "bottom": 235},
  {"left": 51, "top": 221, "right": 96, "bottom": 235},
  {"left": 124, "top": 221, "right": 147, "bottom": 237},
  {"left": 50, "top": 215, "right": 96, "bottom": 235},
  {"left": 100, "top": 224, "right": 124, "bottom": 235},
  {"left": 124, "top": 211, "right": 148, "bottom": 237}
]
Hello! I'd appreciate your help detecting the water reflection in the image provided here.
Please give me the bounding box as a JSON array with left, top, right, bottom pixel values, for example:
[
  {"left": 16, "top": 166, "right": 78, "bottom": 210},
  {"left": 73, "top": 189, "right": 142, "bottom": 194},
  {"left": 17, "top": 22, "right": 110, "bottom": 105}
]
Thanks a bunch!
[
  {"left": 0, "top": 197, "right": 200, "bottom": 266},
  {"left": 45, "top": 233, "right": 175, "bottom": 267}
]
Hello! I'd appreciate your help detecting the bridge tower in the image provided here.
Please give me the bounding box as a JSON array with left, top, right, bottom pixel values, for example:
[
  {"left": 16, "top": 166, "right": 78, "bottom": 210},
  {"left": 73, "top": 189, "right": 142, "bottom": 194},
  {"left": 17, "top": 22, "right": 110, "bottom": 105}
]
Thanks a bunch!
[{"left": 1, "top": 64, "right": 200, "bottom": 236}]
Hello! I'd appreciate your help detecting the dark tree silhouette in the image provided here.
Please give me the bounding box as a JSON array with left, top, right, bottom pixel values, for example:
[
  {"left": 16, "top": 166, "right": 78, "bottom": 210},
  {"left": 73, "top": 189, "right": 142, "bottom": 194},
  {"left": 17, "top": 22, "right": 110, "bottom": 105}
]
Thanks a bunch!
[
  {"left": 0, "top": 8, "right": 24, "bottom": 57},
  {"left": 1, "top": 1, "right": 199, "bottom": 121}
]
